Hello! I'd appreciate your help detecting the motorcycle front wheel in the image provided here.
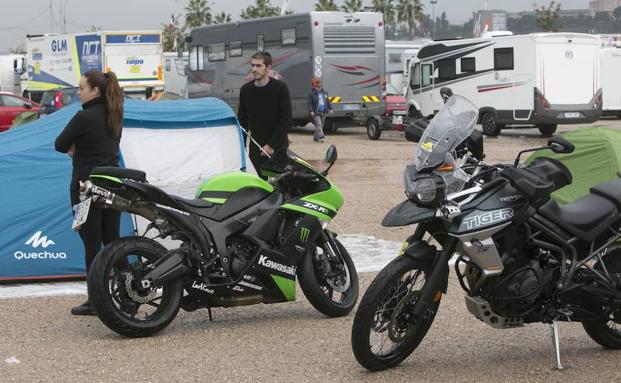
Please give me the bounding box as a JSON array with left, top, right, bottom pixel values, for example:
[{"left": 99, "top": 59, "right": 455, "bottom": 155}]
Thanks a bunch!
[
  {"left": 351, "top": 255, "right": 438, "bottom": 371},
  {"left": 87, "top": 237, "right": 182, "bottom": 338},
  {"left": 298, "top": 232, "right": 358, "bottom": 317}
]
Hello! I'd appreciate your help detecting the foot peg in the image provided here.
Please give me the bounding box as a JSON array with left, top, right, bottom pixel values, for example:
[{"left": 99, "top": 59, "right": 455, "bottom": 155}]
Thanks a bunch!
[{"left": 550, "top": 321, "right": 564, "bottom": 370}]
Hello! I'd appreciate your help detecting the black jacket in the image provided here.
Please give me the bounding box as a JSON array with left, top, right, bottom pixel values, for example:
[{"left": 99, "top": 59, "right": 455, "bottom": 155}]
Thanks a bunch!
[
  {"left": 237, "top": 78, "right": 291, "bottom": 152},
  {"left": 307, "top": 88, "right": 332, "bottom": 114},
  {"left": 55, "top": 97, "right": 120, "bottom": 200}
]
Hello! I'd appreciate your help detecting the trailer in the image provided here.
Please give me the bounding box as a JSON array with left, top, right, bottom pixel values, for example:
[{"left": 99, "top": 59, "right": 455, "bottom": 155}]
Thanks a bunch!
[
  {"left": 187, "top": 12, "right": 385, "bottom": 130},
  {"left": 19, "top": 31, "right": 164, "bottom": 101},
  {"left": 601, "top": 48, "right": 621, "bottom": 117},
  {"left": 0, "top": 54, "right": 25, "bottom": 95},
  {"left": 405, "top": 33, "right": 602, "bottom": 136},
  {"left": 162, "top": 51, "right": 188, "bottom": 97}
]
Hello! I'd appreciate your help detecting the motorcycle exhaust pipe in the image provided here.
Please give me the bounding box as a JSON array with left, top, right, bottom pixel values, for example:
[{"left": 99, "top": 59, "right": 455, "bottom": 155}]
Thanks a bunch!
[{"left": 140, "top": 249, "right": 191, "bottom": 287}]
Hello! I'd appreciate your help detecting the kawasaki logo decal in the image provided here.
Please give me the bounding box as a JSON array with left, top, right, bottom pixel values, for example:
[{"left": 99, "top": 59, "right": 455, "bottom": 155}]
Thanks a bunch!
[
  {"left": 257, "top": 255, "right": 296, "bottom": 276},
  {"left": 300, "top": 227, "right": 310, "bottom": 243}
]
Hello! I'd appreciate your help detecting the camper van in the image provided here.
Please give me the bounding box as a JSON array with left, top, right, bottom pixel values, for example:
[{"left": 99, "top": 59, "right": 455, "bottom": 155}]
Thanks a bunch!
[
  {"left": 0, "top": 54, "right": 25, "bottom": 94},
  {"left": 163, "top": 51, "right": 188, "bottom": 97},
  {"left": 405, "top": 33, "right": 602, "bottom": 136},
  {"left": 187, "top": 12, "right": 385, "bottom": 129},
  {"left": 601, "top": 48, "right": 621, "bottom": 117},
  {"left": 385, "top": 40, "right": 426, "bottom": 94},
  {"left": 20, "top": 31, "right": 164, "bottom": 101}
]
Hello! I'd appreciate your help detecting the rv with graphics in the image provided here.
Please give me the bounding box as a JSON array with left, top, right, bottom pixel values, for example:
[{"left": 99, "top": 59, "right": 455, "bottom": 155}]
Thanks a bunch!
[
  {"left": 19, "top": 31, "right": 164, "bottom": 101},
  {"left": 601, "top": 48, "right": 621, "bottom": 117},
  {"left": 187, "top": 12, "right": 385, "bottom": 130},
  {"left": 405, "top": 33, "right": 602, "bottom": 136}
]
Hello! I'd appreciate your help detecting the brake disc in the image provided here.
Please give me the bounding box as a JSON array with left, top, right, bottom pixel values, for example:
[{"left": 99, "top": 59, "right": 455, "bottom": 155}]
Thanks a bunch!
[
  {"left": 387, "top": 290, "right": 421, "bottom": 343},
  {"left": 123, "top": 273, "right": 158, "bottom": 304},
  {"left": 322, "top": 244, "right": 351, "bottom": 293}
]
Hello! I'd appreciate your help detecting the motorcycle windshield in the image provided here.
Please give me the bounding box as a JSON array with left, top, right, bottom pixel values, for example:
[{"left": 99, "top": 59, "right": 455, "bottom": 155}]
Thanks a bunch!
[{"left": 413, "top": 95, "right": 478, "bottom": 172}]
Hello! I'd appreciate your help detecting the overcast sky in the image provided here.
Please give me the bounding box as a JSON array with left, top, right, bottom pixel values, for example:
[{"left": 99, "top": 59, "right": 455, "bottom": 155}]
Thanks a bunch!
[{"left": 0, "top": 0, "right": 589, "bottom": 53}]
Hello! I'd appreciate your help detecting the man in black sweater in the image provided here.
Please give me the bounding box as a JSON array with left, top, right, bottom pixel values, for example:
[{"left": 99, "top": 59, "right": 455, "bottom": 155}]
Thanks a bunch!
[{"left": 238, "top": 51, "right": 292, "bottom": 175}]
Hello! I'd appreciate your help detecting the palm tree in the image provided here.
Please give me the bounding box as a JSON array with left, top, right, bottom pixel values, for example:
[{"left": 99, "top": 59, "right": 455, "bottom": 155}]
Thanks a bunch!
[
  {"left": 213, "top": 11, "right": 232, "bottom": 24},
  {"left": 372, "top": 0, "right": 395, "bottom": 26},
  {"left": 341, "top": 0, "right": 364, "bottom": 13},
  {"left": 184, "top": 0, "right": 212, "bottom": 29},
  {"left": 396, "top": 0, "right": 425, "bottom": 38},
  {"left": 240, "top": 0, "right": 280, "bottom": 20},
  {"left": 315, "top": 0, "right": 339, "bottom": 11}
]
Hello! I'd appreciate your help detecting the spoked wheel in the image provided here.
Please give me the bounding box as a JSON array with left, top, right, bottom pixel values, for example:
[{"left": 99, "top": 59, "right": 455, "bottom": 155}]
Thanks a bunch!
[
  {"left": 583, "top": 252, "right": 621, "bottom": 348},
  {"left": 298, "top": 232, "right": 358, "bottom": 317},
  {"left": 351, "top": 256, "right": 438, "bottom": 371},
  {"left": 88, "top": 237, "right": 182, "bottom": 338}
]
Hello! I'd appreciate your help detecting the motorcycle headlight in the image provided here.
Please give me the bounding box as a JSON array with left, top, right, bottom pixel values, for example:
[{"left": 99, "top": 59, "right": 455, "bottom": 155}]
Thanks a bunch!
[{"left": 404, "top": 170, "right": 446, "bottom": 206}]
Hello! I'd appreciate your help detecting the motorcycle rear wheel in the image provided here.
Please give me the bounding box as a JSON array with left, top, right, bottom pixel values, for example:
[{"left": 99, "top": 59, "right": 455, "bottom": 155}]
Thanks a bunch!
[
  {"left": 87, "top": 237, "right": 182, "bottom": 338},
  {"left": 298, "top": 233, "right": 358, "bottom": 317},
  {"left": 351, "top": 255, "right": 438, "bottom": 371}
]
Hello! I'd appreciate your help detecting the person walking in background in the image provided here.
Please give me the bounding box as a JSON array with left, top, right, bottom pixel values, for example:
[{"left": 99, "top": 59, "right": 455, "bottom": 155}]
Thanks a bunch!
[
  {"left": 55, "top": 70, "right": 124, "bottom": 316},
  {"left": 238, "top": 51, "right": 292, "bottom": 175},
  {"left": 307, "top": 78, "right": 332, "bottom": 143}
]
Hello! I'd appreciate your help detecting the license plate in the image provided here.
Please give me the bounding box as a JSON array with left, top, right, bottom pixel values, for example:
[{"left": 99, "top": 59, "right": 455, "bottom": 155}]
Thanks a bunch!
[
  {"left": 393, "top": 110, "right": 407, "bottom": 115},
  {"left": 564, "top": 112, "right": 580, "bottom": 118},
  {"left": 392, "top": 115, "right": 403, "bottom": 125},
  {"left": 72, "top": 198, "right": 92, "bottom": 229},
  {"left": 342, "top": 104, "right": 360, "bottom": 111}
]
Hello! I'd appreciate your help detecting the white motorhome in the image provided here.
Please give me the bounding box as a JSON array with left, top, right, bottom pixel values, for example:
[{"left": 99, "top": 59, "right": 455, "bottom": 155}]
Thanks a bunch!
[
  {"left": 20, "top": 31, "right": 164, "bottom": 101},
  {"left": 385, "top": 40, "right": 427, "bottom": 94},
  {"left": 601, "top": 48, "right": 621, "bottom": 117},
  {"left": 162, "top": 51, "right": 188, "bottom": 97},
  {"left": 406, "top": 33, "right": 602, "bottom": 136},
  {"left": 0, "top": 54, "right": 24, "bottom": 94}
]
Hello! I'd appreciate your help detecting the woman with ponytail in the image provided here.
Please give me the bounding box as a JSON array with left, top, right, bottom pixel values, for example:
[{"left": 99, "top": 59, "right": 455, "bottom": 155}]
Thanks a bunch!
[{"left": 55, "top": 69, "right": 124, "bottom": 315}]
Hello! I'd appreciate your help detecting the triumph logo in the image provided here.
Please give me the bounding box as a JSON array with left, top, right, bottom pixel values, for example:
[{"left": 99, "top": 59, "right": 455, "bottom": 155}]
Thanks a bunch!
[
  {"left": 462, "top": 208, "right": 514, "bottom": 230},
  {"left": 25, "top": 231, "right": 55, "bottom": 248},
  {"left": 299, "top": 227, "right": 311, "bottom": 243},
  {"left": 257, "top": 255, "right": 296, "bottom": 276}
]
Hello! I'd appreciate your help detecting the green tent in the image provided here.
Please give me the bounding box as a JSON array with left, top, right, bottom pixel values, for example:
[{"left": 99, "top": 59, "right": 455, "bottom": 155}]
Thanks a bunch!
[
  {"left": 527, "top": 127, "right": 621, "bottom": 205},
  {"left": 10, "top": 111, "right": 39, "bottom": 129}
]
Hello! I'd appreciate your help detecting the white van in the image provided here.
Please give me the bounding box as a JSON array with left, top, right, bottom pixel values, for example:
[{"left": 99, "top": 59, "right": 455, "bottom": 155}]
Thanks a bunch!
[{"left": 405, "top": 33, "right": 602, "bottom": 136}]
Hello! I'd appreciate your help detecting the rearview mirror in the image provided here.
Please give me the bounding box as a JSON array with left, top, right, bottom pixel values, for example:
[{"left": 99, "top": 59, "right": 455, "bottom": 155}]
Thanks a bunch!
[
  {"left": 325, "top": 145, "right": 337, "bottom": 164},
  {"left": 548, "top": 136, "right": 574, "bottom": 154}
]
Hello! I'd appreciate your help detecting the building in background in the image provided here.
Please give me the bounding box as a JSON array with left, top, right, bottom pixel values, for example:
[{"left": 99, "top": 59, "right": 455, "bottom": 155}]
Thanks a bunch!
[
  {"left": 589, "top": 0, "right": 621, "bottom": 13},
  {"left": 472, "top": 10, "right": 507, "bottom": 37}
]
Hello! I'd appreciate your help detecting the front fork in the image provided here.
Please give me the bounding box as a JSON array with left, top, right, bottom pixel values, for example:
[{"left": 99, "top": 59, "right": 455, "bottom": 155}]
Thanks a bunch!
[{"left": 312, "top": 230, "right": 350, "bottom": 292}]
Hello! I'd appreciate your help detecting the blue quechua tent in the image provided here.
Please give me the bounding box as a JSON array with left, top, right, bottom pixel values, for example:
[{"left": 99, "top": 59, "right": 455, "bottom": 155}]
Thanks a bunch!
[{"left": 0, "top": 97, "right": 251, "bottom": 282}]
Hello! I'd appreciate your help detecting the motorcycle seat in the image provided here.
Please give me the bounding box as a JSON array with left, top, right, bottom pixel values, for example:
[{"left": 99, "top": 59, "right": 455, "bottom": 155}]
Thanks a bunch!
[
  {"left": 539, "top": 193, "right": 619, "bottom": 241},
  {"left": 591, "top": 178, "right": 621, "bottom": 210},
  {"left": 171, "top": 195, "right": 220, "bottom": 218},
  {"left": 91, "top": 166, "right": 146, "bottom": 183}
]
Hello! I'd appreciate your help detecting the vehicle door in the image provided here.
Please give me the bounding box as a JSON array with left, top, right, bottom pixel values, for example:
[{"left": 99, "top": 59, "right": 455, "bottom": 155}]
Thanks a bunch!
[{"left": 1, "top": 95, "right": 33, "bottom": 129}]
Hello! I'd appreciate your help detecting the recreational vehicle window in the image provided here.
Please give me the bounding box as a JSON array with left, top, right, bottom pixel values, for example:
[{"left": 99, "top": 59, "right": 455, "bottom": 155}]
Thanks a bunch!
[
  {"left": 494, "top": 48, "right": 514, "bottom": 70},
  {"left": 189, "top": 46, "right": 198, "bottom": 71},
  {"left": 257, "top": 35, "right": 264, "bottom": 51},
  {"left": 282, "top": 29, "right": 296, "bottom": 46},
  {"left": 411, "top": 64, "right": 421, "bottom": 87},
  {"left": 422, "top": 64, "right": 433, "bottom": 86},
  {"left": 208, "top": 43, "right": 225, "bottom": 61},
  {"left": 437, "top": 59, "right": 456, "bottom": 80},
  {"left": 230, "top": 41, "right": 242, "bottom": 57},
  {"left": 389, "top": 53, "right": 401, "bottom": 63},
  {"left": 461, "top": 57, "right": 475, "bottom": 73},
  {"left": 198, "top": 47, "right": 205, "bottom": 70}
]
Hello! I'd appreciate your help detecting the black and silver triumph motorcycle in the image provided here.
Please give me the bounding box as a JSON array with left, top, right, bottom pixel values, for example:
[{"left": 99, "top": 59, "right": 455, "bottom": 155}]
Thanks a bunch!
[
  {"left": 78, "top": 146, "right": 358, "bottom": 337},
  {"left": 351, "top": 93, "right": 621, "bottom": 371}
]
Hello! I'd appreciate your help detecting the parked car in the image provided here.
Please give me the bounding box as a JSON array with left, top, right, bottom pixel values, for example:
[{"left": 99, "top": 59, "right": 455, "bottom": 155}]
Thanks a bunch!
[
  {"left": 38, "top": 87, "right": 79, "bottom": 116},
  {"left": 0, "top": 92, "right": 40, "bottom": 132},
  {"left": 364, "top": 83, "right": 409, "bottom": 140}
]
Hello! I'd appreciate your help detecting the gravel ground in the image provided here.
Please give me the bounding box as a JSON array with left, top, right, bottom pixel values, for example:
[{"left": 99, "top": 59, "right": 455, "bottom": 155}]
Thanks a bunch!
[{"left": 2, "top": 120, "right": 621, "bottom": 382}]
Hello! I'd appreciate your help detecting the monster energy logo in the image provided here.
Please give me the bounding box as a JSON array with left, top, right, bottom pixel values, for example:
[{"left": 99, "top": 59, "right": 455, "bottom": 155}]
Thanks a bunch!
[{"left": 300, "top": 227, "right": 311, "bottom": 243}]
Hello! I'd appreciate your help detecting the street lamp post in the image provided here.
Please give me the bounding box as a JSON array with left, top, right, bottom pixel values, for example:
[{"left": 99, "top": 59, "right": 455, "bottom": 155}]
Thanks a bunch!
[{"left": 431, "top": 0, "right": 438, "bottom": 40}]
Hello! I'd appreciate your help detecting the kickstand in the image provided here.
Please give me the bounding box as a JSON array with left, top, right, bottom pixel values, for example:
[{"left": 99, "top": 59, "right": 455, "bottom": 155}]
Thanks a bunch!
[
  {"left": 208, "top": 307, "right": 213, "bottom": 322},
  {"left": 550, "top": 320, "right": 564, "bottom": 370}
]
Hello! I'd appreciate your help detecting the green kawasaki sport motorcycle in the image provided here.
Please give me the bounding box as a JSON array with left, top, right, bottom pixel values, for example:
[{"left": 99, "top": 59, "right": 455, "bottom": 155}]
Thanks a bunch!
[{"left": 74, "top": 146, "right": 358, "bottom": 337}]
